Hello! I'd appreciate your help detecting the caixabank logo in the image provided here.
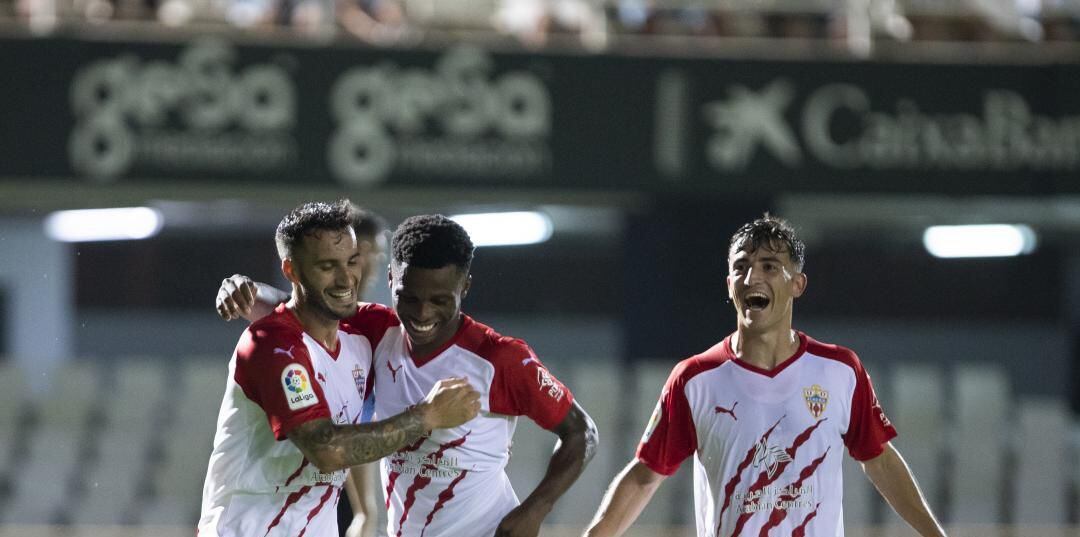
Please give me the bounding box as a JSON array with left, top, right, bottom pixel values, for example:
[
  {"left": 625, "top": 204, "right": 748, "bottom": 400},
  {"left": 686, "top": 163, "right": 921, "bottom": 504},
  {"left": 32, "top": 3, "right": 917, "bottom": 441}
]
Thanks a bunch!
[
  {"left": 659, "top": 75, "right": 1080, "bottom": 177},
  {"left": 68, "top": 38, "right": 297, "bottom": 182},
  {"left": 327, "top": 45, "right": 552, "bottom": 187}
]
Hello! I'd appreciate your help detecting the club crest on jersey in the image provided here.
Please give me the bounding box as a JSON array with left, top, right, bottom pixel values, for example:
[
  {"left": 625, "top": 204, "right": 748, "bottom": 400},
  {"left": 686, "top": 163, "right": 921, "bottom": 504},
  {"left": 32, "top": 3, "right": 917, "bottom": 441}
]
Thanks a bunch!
[
  {"left": 352, "top": 364, "right": 367, "bottom": 397},
  {"left": 282, "top": 364, "right": 319, "bottom": 410},
  {"left": 803, "top": 384, "right": 828, "bottom": 419},
  {"left": 536, "top": 367, "right": 564, "bottom": 401}
]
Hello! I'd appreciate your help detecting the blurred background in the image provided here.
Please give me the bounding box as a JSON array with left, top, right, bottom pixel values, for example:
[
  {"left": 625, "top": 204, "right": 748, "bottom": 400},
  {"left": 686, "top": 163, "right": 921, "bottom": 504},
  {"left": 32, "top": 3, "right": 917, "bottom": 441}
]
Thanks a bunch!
[{"left": 0, "top": 0, "right": 1079, "bottom": 535}]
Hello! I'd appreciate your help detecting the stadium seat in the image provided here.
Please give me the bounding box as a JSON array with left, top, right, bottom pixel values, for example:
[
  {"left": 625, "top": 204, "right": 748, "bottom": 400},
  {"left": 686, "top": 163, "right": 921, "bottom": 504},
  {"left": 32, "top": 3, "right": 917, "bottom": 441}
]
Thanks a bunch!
[
  {"left": 138, "top": 358, "right": 226, "bottom": 526},
  {"left": 550, "top": 358, "right": 621, "bottom": 525},
  {"left": 0, "top": 361, "right": 28, "bottom": 491},
  {"left": 72, "top": 360, "right": 167, "bottom": 524},
  {"left": 629, "top": 360, "right": 692, "bottom": 530},
  {"left": 949, "top": 363, "right": 1009, "bottom": 524},
  {"left": 884, "top": 364, "right": 945, "bottom": 534},
  {"left": 1012, "top": 397, "right": 1067, "bottom": 524},
  {"left": 5, "top": 361, "right": 100, "bottom": 524}
]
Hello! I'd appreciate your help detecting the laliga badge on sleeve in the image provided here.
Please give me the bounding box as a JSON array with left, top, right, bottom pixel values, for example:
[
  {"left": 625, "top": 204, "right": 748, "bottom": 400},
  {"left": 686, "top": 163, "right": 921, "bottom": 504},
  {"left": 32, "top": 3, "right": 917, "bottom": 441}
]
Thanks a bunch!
[{"left": 282, "top": 364, "right": 319, "bottom": 410}]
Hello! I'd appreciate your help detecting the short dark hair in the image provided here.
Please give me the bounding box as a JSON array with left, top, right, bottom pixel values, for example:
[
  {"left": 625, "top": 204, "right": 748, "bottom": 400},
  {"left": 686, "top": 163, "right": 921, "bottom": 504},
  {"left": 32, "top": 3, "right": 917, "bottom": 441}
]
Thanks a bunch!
[
  {"left": 348, "top": 203, "right": 386, "bottom": 240},
  {"left": 391, "top": 214, "right": 474, "bottom": 272},
  {"left": 729, "top": 214, "right": 805, "bottom": 271},
  {"left": 275, "top": 200, "right": 354, "bottom": 260}
]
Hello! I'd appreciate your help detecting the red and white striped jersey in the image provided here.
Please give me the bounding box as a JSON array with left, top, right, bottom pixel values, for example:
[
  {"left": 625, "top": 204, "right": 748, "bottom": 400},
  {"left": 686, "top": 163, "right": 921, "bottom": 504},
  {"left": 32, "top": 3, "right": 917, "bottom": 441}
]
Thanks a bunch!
[
  {"left": 349, "top": 303, "right": 574, "bottom": 537},
  {"left": 637, "top": 332, "right": 896, "bottom": 537},
  {"left": 198, "top": 304, "right": 375, "bottom": 537}
]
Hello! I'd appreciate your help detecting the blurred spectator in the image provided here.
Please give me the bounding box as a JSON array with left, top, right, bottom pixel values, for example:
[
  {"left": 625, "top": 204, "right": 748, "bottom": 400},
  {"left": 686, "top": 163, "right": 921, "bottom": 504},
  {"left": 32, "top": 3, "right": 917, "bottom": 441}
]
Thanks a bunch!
[
  {"left": 337, "top": 0, "right": 410, "bottom": 44},
  {"left": 493, "top": 0, "right": 607, "bottom": 49},
  {"left": 3, "top": 0, "right": 1079, "bottom": 47}
]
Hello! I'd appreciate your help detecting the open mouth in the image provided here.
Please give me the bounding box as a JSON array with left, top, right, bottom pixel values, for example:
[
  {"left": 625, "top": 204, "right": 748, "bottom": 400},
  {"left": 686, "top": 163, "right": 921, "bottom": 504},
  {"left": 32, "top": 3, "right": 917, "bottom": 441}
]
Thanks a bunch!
[
  {"left": 408, "top": 320, "right": 437, "bottom": 336},
  {"left": 744, "top": 292, "right": 770, "bottom": 311},
  {"left": 327, "top": 289, "right": 353, "bottom": 303}
]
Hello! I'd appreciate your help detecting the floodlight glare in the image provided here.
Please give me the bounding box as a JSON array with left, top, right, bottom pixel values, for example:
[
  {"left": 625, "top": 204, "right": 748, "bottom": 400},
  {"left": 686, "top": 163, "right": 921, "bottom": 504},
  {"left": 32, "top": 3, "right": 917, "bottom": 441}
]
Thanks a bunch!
[
  {"left": 450, "top": 211, "right": 553, "bottom": 247},
  {"left": 922, "top": 224, "right": 1037, "bottom": 258},
  {"left": 45, "top": 207, "right": 164, "bottom": 242}
]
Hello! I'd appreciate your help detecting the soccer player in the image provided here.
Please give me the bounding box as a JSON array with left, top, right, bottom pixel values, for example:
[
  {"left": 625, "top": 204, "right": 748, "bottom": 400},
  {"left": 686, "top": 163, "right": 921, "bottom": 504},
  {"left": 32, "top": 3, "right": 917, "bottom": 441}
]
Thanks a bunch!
[
  {"left": 216, "top": 202, "right": 388, "bottom": 537},
  {"left": 215, "top": 214, "right": 599, "bottom": 537},
  {"left": 583, "top": 215, "right": 948, "bottom": 537},
  {"left": 199, "top": 201, "right": 480, "bottom": 537}
]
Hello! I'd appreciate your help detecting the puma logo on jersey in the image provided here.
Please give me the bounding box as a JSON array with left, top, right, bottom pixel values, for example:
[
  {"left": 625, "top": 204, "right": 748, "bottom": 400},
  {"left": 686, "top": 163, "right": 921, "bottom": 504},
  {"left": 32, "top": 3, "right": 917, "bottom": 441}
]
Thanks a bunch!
[
  {"left": 317, "top": 372, "right": 327, "bottom": 383},
  {"left": 752, "top": 439, "right": 793, "bottom": 479},
  {"left": 387, "top": 361, "right": 402, "bottom": 383},
  {"left": 715, "top": 401, "right": 738, "bottom": 421},
  {"left": 274, "top": 346, "right": 296, "bottom": 360}
]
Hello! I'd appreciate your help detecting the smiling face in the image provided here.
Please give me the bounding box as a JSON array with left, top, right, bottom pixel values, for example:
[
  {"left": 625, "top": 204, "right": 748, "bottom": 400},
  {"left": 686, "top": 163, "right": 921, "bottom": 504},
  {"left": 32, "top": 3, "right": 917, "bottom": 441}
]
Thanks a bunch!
[
  {"left": 285, "top": 227, "right": 362, "bottom": 322},
  {"left": 389, "top": 261, "right": 470, "bottom": 358},
  {"left": 726, "top": 240, "right": 807, "bottom": 335}
]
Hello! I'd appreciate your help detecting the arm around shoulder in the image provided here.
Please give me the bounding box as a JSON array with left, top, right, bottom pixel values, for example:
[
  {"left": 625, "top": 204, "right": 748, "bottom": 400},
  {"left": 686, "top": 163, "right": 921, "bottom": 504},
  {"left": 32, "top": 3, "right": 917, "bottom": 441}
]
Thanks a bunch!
[{"left": 215, "top": 274, "right": 290, "bottom": 322}]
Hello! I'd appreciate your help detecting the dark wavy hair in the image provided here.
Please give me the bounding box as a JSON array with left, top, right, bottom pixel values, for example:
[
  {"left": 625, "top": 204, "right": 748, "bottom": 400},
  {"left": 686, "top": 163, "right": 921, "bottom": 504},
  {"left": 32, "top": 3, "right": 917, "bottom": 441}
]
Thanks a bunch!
[
  {"left": 729, "top": 213, "right": 805, "bottom": 271},
  {"left": 391, "top": 214, "right": 475, "bottom": 272},
  {"left": 275, "top": 199, "right": 354, "bottom": 260}
]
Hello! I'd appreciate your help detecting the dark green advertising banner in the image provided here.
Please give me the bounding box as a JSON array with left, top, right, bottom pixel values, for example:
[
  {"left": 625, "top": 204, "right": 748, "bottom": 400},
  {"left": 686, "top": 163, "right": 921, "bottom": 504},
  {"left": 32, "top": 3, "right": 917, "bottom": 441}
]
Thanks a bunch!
[{"left": 2, "top": 35, "right": 1078, "bottom": 195}]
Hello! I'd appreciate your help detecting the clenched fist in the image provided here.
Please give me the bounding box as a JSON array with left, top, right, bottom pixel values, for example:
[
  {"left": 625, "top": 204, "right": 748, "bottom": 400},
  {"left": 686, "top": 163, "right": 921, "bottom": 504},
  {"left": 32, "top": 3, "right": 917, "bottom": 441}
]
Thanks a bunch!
[{"left": 416, "top": 377, "right": 482, "bottom": 430}]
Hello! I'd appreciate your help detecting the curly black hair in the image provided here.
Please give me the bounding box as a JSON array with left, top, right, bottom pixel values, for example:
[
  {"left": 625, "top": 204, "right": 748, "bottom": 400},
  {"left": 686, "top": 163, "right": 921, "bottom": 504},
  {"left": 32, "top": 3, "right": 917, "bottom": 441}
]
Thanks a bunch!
[
  {"left": 391, "top": 214, "right": 475, "bottom": 272},
  {"left": 275, "top": 199, "right": 354, "bottom": 260},
  {"left": 729, "top": 213, "right": 805, "bottom": 271}
]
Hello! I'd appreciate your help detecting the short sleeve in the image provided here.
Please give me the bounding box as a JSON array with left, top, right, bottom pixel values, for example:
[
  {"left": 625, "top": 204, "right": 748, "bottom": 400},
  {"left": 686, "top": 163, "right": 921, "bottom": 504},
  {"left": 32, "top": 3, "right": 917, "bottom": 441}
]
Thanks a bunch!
[
  {"left": 233, "top": 325, "right": 331, "bottom": 440},
  {"left": 340, "top": 302, "right": 399, "bottom": 349},
  {"left": 489, "top": 343, "right": 574, "bottom": 431},
  {"left": 636, "top": 359, "right": 698, "bottom": 476},
  {"left": 843, "top": 362, "right": 897, "bottom": 461}
]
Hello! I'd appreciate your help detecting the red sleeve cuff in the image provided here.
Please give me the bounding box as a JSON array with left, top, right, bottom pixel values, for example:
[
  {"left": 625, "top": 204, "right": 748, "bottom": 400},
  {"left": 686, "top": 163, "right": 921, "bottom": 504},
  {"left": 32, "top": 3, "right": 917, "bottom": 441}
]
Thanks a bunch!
[
  {"left": 848, "top": 428, "right": 897, "bottom": 461},
  {"left": 635, "top": 452, "right": 680, "bottom": 477},
  {"left": 532, "top": 391, "right": 574, "bottom": 431},
  {"left": 273, "top": 406, "right": 333, "bottom": 440}
]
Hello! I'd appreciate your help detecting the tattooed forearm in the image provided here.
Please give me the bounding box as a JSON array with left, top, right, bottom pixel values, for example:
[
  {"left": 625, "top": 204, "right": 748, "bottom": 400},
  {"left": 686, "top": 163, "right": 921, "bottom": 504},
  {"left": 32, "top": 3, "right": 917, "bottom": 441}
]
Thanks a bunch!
[
  {"left": 288, "top": 409, "right": 429, "bottom": 472},
  {"left": 583, "top": 420, "right": 599, "bottom": 463},
  {"left": 340, "top": 408, "right": 427, "bottom": 465}
]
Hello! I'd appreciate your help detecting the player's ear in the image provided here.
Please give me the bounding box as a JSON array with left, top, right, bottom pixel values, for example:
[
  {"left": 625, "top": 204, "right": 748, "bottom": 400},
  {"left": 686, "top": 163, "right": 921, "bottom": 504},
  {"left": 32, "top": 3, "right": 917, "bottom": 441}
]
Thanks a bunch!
[
  {"left": 792, "top": 272, "right": 807, "bottom": 298},
  {"left": 282, "top": 257, "right": 299, "bottom": 284},
  {"left": 461, "top": 274, "right": 472, "bottom": 300}
]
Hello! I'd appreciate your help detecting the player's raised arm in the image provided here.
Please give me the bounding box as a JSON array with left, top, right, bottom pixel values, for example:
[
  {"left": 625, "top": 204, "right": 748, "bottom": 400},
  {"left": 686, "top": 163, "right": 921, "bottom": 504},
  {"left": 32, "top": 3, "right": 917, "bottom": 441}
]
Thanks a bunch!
[
  {"left": 861, "top": 442, "right": 948, "bottom": 537},
  {"left": 583, "top": 459, "right": 667, "bottom": 537},
  {"left": 288, "top": 377, "right": 481, "bottom": 472},
  {"left": 215, "top": 274, "right": 289, "bottom": 322},
  {"left": 495, "top": 401, "right": 598, "bottom": 537}
]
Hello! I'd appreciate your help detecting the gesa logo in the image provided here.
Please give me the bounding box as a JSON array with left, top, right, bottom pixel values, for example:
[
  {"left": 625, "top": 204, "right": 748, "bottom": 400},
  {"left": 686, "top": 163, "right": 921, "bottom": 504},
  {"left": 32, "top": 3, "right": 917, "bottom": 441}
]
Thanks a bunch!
[
  {"left": 327, "top": 45, "right": 552, "bottom": 187},
  {"left": 68, "top": 38, "right": 297, "bottom": 181}
]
